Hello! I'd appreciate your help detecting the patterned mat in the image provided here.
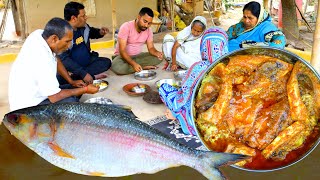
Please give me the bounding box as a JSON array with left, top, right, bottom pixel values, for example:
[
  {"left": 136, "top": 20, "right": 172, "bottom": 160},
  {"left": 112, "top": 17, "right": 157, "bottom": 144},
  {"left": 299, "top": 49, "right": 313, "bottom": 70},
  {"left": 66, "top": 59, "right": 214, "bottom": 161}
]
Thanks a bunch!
[{"left": 145, "top": 116, "right": 206, "bottom": 150}]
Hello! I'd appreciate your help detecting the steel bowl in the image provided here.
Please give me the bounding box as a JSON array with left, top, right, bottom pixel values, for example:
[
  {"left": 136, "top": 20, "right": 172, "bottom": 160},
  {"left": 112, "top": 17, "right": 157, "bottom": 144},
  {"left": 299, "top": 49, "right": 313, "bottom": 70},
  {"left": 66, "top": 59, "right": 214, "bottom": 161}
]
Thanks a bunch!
[
  {"left": 134, "top": 70, "right": 157, "bottom": 81},
  {"left": 155, "top": 78, "right": 182, "bottom": 88},
  {"left": 84, "top": 97, "right": 113, "bottom": 105},
  {"left": 92, "top": 79, "right": 109, "bottom": 92},
  {"left": 190, "top": 47, "right": 320, "bottom": 172},
  {"left": 173, "top": 70, "right": 187, "bottom": 80}
]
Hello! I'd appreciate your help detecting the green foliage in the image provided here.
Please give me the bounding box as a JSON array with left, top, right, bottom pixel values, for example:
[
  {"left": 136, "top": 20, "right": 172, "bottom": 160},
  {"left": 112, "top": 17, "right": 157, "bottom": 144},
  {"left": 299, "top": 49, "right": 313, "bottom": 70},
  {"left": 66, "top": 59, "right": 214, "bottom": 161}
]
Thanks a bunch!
[
  {"left": 223, "top": 0, "right": 233, "bottom": 11},
  {"left": 0, "top": 0, "right": 9, "bottom": 9}
]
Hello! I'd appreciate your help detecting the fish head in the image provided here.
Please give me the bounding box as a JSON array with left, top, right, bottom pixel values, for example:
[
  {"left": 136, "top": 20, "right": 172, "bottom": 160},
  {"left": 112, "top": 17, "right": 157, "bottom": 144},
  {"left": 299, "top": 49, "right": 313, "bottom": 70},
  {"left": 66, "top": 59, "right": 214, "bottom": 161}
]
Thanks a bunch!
[{"left": 3, "top": 108, "right": 54, "bottom": 146}]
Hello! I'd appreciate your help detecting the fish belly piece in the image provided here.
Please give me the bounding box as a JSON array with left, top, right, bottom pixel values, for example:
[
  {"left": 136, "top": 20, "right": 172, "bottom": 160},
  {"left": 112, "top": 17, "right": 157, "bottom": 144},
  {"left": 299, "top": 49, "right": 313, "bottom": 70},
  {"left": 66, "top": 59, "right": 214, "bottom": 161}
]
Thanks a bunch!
[
  {"left": 261, "top": 121, "right": 308, "bottom": 160},
  {"left": 288, "top": 61, "right": 320, "bottom": 125},
  {"left": 245, "top": 99, "right": 292, "bottom": 150},
  {"left": 224, "top": 98, "right": 263, "bottom": 139},
  {"left": 198, "top": 79, "right": 233, "bottom": 125},
  {"left": 226, "top": 55, "right": 283, "bottom": 85},
  {"left": 287, "top": 62, "right": 310, "bottom": 121},
  {"left": 195, "top": 63, "right": 226, "bottom": 113}
]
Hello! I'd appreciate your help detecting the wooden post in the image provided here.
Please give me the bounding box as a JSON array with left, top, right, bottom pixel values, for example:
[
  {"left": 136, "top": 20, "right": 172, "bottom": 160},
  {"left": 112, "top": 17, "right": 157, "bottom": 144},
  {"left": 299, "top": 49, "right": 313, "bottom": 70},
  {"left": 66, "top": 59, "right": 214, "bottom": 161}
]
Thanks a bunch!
[
  {"left": 10, "top": 0, "right": 21, "bottom": 37},
  {"left": 0, "top": 0, "right": 10, "bottom": 40},
  {"left": 111, "top": 0, "right": 117, "bottom": 46},
  {"left": 192, "top": 0, "right": 196, "bottom": 17},
  {"left": 159, "top": 0, "right": 163, "bottom": 16},
  {"left": 269, "top": 0, "right": 273, "bottom": 13},
  {"left": 16, "top": 0, "right": 26, "bottom": 39},
  {"left": 263, "top": 0, "right": 269, "bottom": 10},
  {"left": 170, "top": 0, "right": 175, "bottom": 32},
  {"left": 282, "top": 0, "right": 299, "bottom": 40},
  {"left": 311, "top": 3, "right": 320, "bottom": 72}
]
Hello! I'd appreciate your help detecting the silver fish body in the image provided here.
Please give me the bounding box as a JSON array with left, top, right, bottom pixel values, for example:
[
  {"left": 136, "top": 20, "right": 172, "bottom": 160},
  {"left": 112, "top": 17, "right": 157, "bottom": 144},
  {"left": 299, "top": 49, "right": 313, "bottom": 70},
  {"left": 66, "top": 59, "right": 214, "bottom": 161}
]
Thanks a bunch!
[{"left": 3, "top": 103, "right": 246, "bottom": 179}]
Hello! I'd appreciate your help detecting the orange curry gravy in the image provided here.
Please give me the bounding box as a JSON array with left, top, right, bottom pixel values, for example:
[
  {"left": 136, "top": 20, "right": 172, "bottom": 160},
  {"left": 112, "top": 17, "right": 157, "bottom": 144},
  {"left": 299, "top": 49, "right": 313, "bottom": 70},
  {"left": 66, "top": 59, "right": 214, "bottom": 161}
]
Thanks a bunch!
[
  {"left": 202, "top": 112, "right": 320, "bottom": 170},
  {"left": 243, "top": 125, "right": 319, "bottom": 170},
  {"left": 196, "top": 55, "right": 320, "bottom": 170}
]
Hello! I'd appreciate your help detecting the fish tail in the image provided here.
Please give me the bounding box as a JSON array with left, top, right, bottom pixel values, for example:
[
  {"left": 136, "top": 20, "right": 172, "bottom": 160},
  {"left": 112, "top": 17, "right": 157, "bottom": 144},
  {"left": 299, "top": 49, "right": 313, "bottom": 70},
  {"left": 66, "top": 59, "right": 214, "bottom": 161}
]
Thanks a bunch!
[{"left": 195, "top": 151, "right": 248, "bottom": 180}]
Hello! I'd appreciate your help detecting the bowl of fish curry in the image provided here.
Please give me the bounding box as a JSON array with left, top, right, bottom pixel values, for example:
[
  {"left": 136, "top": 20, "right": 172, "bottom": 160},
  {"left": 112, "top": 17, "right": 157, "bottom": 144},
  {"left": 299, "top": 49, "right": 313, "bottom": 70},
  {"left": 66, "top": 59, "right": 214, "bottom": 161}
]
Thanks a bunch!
[{"left": 191, "top": 47, "right": 320, "bottom": 172}]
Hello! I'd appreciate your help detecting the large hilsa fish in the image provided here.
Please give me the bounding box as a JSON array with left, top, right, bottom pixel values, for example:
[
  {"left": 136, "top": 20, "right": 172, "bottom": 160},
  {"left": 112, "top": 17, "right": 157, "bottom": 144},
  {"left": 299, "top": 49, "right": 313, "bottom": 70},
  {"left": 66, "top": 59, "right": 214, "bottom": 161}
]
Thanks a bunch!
[{"left": 2, "top": 103, "right": 247, "bottom": 179}]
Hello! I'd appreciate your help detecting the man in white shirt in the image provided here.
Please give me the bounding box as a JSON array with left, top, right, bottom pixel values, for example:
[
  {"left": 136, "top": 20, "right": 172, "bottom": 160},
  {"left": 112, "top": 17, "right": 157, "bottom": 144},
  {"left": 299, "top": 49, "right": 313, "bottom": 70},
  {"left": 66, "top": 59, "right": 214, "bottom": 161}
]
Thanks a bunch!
[{"left": 8, "top": 17, "right": 99, "bottom": 111}]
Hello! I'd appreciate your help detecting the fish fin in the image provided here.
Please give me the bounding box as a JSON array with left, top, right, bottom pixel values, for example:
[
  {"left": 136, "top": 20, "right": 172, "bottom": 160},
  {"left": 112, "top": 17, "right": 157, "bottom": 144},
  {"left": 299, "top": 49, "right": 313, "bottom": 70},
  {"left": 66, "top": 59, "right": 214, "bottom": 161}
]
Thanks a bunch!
[
  {"left": 113, "top": 104, "right": 132, "bottom": 111},
  {"left": 196, "top": 151, "right": 249, "bottom": 180},
  {"left": 86, "top": 171, "right": 106, "bottom": 176},
  {"left": 48, "top": 142, "right": 75, "bottom": 159},
  {"left": 49, "top": 121, "right": 57, "bottom": 139},
  {"left": 29, "top": 123, "right": 38, "bottom": 139},
  {"left": 110, "top": 104, "right": 139, "bottom": 119}
]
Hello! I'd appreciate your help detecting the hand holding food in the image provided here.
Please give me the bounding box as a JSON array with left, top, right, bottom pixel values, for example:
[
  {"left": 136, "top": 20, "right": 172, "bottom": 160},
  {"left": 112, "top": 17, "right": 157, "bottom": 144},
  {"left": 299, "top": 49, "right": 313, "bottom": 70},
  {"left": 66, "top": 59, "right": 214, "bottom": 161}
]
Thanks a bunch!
[{"left": 86, "top": 84, "right": 99, "bottom": 94}]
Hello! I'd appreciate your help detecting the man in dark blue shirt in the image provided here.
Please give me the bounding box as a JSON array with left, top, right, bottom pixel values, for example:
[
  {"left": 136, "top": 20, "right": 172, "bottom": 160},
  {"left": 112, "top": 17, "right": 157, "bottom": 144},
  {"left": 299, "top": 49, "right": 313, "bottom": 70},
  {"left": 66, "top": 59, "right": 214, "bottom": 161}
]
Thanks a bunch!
[{"left": 57, "top": 1, "right": 112, "bottom": 85}]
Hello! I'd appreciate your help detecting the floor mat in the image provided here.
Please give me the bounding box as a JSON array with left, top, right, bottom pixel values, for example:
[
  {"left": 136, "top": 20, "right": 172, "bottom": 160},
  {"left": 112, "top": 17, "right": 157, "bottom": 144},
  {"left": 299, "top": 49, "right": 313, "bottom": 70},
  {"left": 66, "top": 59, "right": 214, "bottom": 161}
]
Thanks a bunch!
[{"left": 145, "top": 116, "right": 206, "bottom": 150}]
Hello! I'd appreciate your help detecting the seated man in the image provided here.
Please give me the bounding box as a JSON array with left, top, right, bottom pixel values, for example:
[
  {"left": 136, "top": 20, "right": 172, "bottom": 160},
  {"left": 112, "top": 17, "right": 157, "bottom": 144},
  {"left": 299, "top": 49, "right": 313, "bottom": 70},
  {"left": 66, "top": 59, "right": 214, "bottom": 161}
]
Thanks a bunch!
[
  {"left": 111, "top": 7, "right": 163, "bottom": 75},
  {"left": 57, "top": 1, "right": 112, "bottom": 85},
  {"left": 8, "top": 17, "right": 99, "bottom": 111}
]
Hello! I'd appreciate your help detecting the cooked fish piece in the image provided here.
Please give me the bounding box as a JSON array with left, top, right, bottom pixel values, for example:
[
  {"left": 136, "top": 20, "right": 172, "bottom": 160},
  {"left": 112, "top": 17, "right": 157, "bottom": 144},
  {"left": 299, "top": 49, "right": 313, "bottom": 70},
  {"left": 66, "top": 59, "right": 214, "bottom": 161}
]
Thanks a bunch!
[
  {"left": 263, "top": 62, "right": 320, "bottom": 160},
  {"left": 226, "top": 55, "right": 284, "bottom": 85},
  {"left": 225, "top": 59, "right": 292, "bottom": 143},
  {"left": 225, "top": 142, "right": 256, "bottom": 166},
  {"left": 287, "top": 62, "right": 310, "bottom": 122},
  {"left": 245, "top": 99, "right": 292, "bottom": 150},
  {"left": 224, "top": 98, "right": 263, "bottom": 140},
  {"left": 197, "top": 78, "right": 233, "bottom": 125},
  {"left": 288, "top": 61, "right": 320, "bottom": 126},
  {"left": 261, "top": 121, "right": 307, "bottom": 160},
  {"left": 237, "top": 60, "right": 292, "bottom": 99},
  {"left": 195, "top": 63, "right": 226, "bottom": 113}
]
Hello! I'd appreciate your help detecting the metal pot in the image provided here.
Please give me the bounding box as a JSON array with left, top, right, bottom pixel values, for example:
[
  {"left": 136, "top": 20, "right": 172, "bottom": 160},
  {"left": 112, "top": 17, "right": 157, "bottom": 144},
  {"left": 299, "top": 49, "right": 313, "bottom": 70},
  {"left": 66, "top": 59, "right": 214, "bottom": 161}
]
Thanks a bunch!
[{"left": 190, "top": 47, "right": 320, "bottom": 172}]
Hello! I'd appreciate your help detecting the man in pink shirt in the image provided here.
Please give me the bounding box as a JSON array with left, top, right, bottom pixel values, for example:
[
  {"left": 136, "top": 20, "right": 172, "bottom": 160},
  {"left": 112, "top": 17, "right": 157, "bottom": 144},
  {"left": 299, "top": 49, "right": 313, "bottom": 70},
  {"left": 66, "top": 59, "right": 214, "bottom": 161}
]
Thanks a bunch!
[{"left": 111, "top": 7, "right": 163, "bottom": 75}]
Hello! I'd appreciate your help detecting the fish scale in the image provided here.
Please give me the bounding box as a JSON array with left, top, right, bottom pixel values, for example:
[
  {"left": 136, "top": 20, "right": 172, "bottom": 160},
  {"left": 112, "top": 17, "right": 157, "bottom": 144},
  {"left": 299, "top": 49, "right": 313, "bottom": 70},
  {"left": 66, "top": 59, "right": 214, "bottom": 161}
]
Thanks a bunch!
[{"left": 3, "top": 103, "right": 247, "bottom": 179}]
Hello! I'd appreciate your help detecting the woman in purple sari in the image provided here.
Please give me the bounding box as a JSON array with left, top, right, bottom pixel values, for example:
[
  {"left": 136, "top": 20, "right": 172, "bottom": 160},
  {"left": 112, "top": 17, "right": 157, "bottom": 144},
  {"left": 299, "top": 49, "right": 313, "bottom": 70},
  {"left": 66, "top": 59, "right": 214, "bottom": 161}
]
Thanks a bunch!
[{"left": 159, "top": 27, "right": 229, "bottom": 135}]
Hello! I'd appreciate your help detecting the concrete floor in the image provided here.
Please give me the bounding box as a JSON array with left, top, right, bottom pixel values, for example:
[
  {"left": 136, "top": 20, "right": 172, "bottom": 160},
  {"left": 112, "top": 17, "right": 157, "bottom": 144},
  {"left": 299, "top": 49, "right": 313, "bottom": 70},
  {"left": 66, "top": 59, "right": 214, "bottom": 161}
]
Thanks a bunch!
[
  {"left": 81, "top": 44, "right": 170, "bottom": 122},
  {"left": 0, "top": 43, "right": 168, "bottom": 122}
]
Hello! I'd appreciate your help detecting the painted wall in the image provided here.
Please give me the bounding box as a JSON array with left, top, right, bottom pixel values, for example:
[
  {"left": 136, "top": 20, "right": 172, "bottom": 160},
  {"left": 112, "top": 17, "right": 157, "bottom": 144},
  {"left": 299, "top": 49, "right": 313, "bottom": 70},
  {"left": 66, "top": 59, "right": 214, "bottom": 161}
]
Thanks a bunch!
[{"left": 22, "top": 0, "right": 157, "bottom": 35}]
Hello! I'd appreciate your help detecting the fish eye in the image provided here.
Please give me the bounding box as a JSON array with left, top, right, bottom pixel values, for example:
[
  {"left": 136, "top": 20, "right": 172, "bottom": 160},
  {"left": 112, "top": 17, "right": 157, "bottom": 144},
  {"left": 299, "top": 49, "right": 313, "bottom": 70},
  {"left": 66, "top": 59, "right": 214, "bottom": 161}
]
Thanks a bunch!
[{"left": 7, "top": 114, "right": 19, "bottom": 126}]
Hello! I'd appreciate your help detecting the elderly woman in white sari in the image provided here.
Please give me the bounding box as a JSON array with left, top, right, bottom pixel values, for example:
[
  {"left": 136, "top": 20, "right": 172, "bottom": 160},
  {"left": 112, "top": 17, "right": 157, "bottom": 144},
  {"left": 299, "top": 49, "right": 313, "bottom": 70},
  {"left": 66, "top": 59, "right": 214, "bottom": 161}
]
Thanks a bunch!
[{"left": 162, "top": 16, "right": 207, "bottom": 71}]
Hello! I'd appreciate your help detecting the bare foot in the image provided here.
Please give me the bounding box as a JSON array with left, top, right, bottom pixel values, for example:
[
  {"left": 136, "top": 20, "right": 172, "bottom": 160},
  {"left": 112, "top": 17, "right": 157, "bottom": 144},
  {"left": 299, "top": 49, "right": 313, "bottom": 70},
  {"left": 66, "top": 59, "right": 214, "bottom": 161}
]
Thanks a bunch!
[
  {"left": 165, "top": 109, "right": 176, "bottom": 120},
  {"left": 143, "top": 65, "right": 158, "bottom": 70},
  {"left": 94, "top": 73, "right": 108, "bottom": 79}
]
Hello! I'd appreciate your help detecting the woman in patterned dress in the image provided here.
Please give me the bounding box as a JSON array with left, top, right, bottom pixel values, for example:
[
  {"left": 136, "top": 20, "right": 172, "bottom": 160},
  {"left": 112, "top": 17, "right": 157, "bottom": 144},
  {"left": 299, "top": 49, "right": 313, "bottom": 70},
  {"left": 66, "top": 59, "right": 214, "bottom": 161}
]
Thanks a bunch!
[{"left": 159, "top": 26, "right": 229, "bottom": 135}]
